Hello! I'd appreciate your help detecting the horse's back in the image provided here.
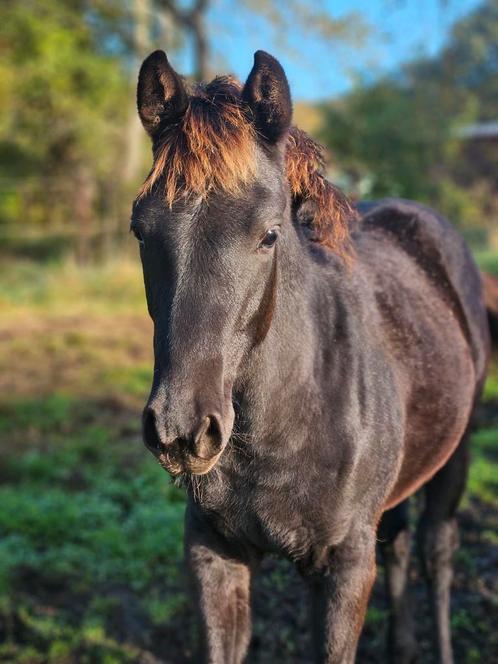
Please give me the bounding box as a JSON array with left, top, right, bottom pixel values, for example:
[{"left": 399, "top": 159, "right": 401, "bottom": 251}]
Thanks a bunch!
[{"left": 356, "top": 198, "right": 489, "bottom": 389}]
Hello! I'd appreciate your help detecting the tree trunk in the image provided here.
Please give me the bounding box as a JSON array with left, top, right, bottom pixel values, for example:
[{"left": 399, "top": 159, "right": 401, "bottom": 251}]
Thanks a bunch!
[
  {"left": 157, "top": 0, "right": 210, "bottom": 82},
  {"left": 190, "top": 1, "right": 208, "bottom": 81},
  {"left": 123, "top": 0, "right": 151, "bottom": 184},
  {"left": 74, "top": 166, "right": 95, "bottom": 264}
]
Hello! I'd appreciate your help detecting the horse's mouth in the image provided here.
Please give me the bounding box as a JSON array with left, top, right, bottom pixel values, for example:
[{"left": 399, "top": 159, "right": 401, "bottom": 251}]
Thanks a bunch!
[{"left": 153, "top": 446, "right": 222, "bottom": 477}]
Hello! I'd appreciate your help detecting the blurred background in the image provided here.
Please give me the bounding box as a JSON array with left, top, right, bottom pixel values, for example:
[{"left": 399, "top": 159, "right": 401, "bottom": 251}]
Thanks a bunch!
[{"left": 0, "top": 1, "right": 497, "bottom": 662}]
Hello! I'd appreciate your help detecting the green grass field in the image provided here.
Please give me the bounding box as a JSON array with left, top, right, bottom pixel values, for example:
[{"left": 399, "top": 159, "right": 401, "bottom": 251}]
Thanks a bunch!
[
  {"left": 474, "top": 248, "right": 498, "bottom": 277},
  {"left": 0, "top": 249, "right": 497, "bottom": 663}
]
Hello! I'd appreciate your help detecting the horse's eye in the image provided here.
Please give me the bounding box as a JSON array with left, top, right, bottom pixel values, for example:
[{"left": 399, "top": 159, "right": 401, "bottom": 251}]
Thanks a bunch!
[
  {"left": 131, "top": 225, "right": 144, "bottom": 245},
  {"left": 259, "top": 228, "right": 279, "bottom": 250}
]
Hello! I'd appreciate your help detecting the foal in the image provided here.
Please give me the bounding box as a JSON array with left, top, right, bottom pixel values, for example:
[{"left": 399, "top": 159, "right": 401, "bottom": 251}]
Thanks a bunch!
[{"left": 132, "top": 50, "right": 490, "bottom": 663}]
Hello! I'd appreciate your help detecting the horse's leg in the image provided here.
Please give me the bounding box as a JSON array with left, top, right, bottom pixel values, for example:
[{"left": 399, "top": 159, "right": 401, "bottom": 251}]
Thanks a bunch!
[
  {"left": 185, "top": 502, "right": 256, "bottom": 664},
  {"left": 378, "top": 500, "right": 417, "bottom": 664},
  {"left": 307, "top": 524, "right": 377, "bottom": 664},
  {"left": 416, "top": 432, "right": 470, "bottom": 664}
]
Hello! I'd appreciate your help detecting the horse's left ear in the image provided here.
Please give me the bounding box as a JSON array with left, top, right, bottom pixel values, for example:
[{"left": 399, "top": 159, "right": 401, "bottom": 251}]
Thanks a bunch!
[
  {"left": 137, "top": 50, "right": 188, "bottom": 140},
  {"left": 242, "top": 51, "right": 292, "bottom": 144}
]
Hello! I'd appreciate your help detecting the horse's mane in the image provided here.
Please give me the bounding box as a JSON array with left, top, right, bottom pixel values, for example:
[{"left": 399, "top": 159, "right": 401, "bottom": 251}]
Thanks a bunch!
[{"left": 138, "top": 76, "right": 356, "bottom": 256}]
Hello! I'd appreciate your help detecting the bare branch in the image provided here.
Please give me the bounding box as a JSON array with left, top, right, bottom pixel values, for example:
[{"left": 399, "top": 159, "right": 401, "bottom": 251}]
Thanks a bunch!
[{"left": 155, "top": 0, "right": 210, "bottom": 80}]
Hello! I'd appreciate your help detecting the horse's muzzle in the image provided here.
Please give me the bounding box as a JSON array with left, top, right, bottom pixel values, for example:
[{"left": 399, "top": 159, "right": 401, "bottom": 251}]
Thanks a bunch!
[{"left": 142, "top": 410, "right": 227, "bottom": 476}]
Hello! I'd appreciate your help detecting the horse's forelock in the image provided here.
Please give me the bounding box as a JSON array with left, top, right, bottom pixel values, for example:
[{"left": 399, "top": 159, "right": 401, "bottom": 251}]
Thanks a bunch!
[{"left": 138, "top": 76, "right": 257, "bottom": 205}]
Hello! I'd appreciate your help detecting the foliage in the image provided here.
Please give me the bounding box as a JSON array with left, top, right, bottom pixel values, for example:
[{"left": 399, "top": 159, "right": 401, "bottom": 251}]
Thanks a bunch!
[
  {"left": 230, "top": 0, "right": 368, "bottom": 56},
  {"left": 407, "top": 0, "right": 498, "bottom": 123},
  {"left": 321, "top": 81, "right": 452, "bottom": 200},
  {"left": 0, "top": 1, "right": 130, "bottom": 231},
  {"left": 0, "top": 0, "right": 371, "bottom": 257},
  {"left": 320, "top": 0, "right": 498, "bottom": 234}
]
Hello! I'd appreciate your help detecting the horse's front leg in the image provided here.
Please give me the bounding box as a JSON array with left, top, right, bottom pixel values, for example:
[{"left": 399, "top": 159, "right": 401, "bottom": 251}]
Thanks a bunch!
[
  {"left": 307, "top": 525, "right": 377, "bottom": 664},
  {"left": 185, "top": 502, "right": 257, "bottom": 664}
]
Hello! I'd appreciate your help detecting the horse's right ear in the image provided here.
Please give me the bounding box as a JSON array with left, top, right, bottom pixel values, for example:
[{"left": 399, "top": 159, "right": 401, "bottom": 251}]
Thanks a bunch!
[
  {"left": 137, "top": 50, "right": 188, "bottom": 139},
  {"left": 242, "top": 51, "right": 292, "bottom": 144}
]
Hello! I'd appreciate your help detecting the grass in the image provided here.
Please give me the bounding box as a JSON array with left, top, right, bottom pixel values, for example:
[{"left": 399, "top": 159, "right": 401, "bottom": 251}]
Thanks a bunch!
[
  {"left": 483, "top": 360, "right": 498, "bottom": 401},
  {"left": 475, "top": 248, "right": 498, "bottom": 276},
  {"left": 0, "top": 393, "right": 187, "bottom": 662},
  {"left": 0, "top": 250, "right": 145, "bottom": 318},
  {"left": 0, "top": 249, "right": 497, "bottom": 663},
  {"left": 467, "top": 426, "right": 498, "bottom": 505},
  {"left": 0, "top": 252, "right": 187, "bottom": 662}
]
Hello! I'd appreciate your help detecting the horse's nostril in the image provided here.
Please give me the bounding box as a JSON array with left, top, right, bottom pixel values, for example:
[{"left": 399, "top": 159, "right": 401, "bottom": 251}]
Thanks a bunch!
[
  {"left": 142, "top": 407, "right": 225, "bottom": 465},
  {"left": 143, "top": 408, "right": 163, "bottom": 453},
  {"left": 206, "top": 415, "right": 223, "bottom": 447},
  {"left": 195, "top": 414, "right": 224, "bottom": 459}
]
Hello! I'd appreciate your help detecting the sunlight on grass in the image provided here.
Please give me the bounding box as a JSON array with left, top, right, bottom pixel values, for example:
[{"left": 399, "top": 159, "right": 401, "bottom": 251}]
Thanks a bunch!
[
  {"left": 0, "top": 254, "right": 145, "bottom": 317},
  {"left": 474, "top": 248, "right": 498, "bottom": 276},
  {"left": 483, "top": 374, "right": 498, "bottom": 402},
  {"left": 467, "top": 427, "right": 498, "bottom": 505},
  {"left": 483, "top": 361, "right": 498, "bottom": 402}
]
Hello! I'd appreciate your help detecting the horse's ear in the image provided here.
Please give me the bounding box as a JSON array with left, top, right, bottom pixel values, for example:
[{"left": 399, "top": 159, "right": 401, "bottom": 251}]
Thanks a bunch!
[
  {"left": 242, "top": 50, "right": 292, "bottom": 144},
  {"left": 137, "top": 50, "right": 188, "bottom": 139}
]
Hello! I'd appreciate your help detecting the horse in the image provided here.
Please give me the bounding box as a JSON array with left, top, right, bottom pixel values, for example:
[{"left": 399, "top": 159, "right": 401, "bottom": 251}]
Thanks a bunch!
[{"left": 131, "top": 49, "right": 490, "bottom": 664}]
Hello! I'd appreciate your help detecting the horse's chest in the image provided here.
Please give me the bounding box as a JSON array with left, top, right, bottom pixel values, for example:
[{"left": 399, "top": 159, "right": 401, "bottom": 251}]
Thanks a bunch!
[{"left": 203, "top": 459, "right": 354, "bottom": 561}]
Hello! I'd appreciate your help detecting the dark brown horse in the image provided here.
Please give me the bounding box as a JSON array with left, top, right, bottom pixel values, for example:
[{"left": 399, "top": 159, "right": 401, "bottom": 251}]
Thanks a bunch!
[{"left": 131, "top": 50, "right": 490, "bottom": 664}]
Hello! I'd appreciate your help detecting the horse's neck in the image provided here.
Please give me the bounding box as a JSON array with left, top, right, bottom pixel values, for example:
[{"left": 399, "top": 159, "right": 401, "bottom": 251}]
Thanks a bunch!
[{"left": 235, "top": 250, "right": 356, "bottom": 443}]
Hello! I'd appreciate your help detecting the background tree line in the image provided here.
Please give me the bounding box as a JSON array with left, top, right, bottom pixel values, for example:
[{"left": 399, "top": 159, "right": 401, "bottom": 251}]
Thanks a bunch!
[{"left": 320, "top": 0, "right": 498, "bottom": 243}]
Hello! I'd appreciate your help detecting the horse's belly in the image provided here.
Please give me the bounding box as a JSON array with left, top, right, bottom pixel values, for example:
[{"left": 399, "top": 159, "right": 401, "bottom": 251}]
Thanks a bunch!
[{"left": 384, "top": 339, "right": 475, "bottom": 510}]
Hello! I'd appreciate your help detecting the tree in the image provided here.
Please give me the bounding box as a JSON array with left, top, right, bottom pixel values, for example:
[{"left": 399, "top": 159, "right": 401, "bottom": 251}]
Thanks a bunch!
[
  {"left": 0, "top": 1, "right": 129, "bottom": 243},
  {"left": 152, "top": 0, "right": 367, "bottom": 83},
  {"left": 319, "top": 0, "right": 498, "bottom": 233},
  {"left": 0, "top": 0, "right": 370, "bottom": 256},
  {"left": 406, "top": 1, "right": 498, "bottom": 122},
  {"left": 123, "top": 0, "right": 369, "bottom": 182}
]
